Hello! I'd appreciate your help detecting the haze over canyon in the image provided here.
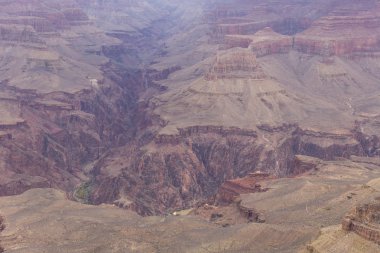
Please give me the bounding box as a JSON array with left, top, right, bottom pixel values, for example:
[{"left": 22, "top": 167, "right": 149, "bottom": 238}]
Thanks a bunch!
[{"left": 0, "top": 0, "right": 380, "bottom": 252}]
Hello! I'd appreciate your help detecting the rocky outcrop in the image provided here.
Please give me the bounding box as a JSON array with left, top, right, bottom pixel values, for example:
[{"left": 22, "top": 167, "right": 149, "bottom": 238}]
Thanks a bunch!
[
  {"left": 293, "top": 155, "right": 321, "bottom": 175},
  {"left": 0, "top": 56, "right": 144, "bottom": 197},
  {"left": 238, "top": 201, "right": 266, "bottom": 223},
  {"left": 0, "top": 24, "right": 42, "bottom": 43},
  {"left": 248, "top": 27, "right": 293, "bottom": 56},
  {"left": 294, "top": 35, "right": 380, "bottom": 56},
  {"left": 204, "top": 48, "right": 263, "bottom": 80},
  {"left": 216, "top": 21, "right": 275, "bottom": 38},
  {"left": 225, "top": 27, "right": 293, "bottom": 56},
  {"left": 0, "top": 16, "right": 54, "bottom": 33},
  {"left": 206, "top": 0, "right": 322, "bottom": 44},
  {"left": 224, "top": 35, "right": 253, "bottom": 49},
  {"left": 353, "top": 124, "right": 380, "bottom": 157},
  {"left": 214, "top": 2, "right": 380, "bottom": 57},
  {"left": 86, "top": 122, "right": 372, "bottom": 215},
  {"left": 62, "top": 8, "right": 89, "bottom": 22},
  {"left": 342, "top": 199, "right": 380, "bottom": 244},
  {"left": 12, "top": 10, "right": 73, "bottom": 30},
  {"left": 294, "top": 6, "right": 380, "bottom": 56},
  {"left": 214, "top": 171, "right": 272, "bottom": 205},
  {"left": 0, "top": 1, "right": 91, "bottom": 35},
  {"left": 89, "top": 130, "right": 265, "bottom": 215}
]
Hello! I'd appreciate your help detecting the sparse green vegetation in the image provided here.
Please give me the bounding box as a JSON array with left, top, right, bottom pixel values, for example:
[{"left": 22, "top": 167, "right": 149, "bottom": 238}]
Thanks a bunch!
[{"left": 74, "top": 182, "right": 92, "bottom": 204}]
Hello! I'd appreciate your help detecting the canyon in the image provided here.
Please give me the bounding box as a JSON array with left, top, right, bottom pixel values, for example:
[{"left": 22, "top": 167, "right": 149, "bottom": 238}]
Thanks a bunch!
[{"left": 0, "top": 0, "right": 380, "bottom": 252}]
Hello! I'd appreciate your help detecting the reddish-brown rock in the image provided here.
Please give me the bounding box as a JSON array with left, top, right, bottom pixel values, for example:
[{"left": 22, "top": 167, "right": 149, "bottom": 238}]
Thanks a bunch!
[{"left": 214, "top": 171, "right": 272, "bottom": 205}]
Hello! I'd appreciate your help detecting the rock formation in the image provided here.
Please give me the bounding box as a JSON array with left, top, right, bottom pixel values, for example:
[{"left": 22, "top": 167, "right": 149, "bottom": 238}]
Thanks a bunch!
[
  {"left": 342, "top": 199, "right": 380, "bottom": 244},
  {"left": 214, "top": 171, "right": 272, "bottom": 205},
  {"left": 294, "top": 4, "right": 380, "bottom": 56},
  {"left": 0, "top": 1, "right": 380, "bottom": 251},
  {"left": 225, "top": 27, "right": 293, "bottom": 56},
  {"left": 0, "top": 24, "right": 42, "bottom": 43},
  {"left": 204, "top": 48, "right": 262, "bottom": 80},
  {"left": 0, "top": 0, "right": 379, "bottom": 225}
]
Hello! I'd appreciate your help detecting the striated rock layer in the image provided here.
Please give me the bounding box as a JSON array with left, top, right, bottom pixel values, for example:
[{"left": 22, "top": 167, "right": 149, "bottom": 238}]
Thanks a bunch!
[
  {"left": 342, "top": 199, "right": 380, "bottom": 244},
  {"left": 0, "top": 0, "right": 380, "bottom": 221}
]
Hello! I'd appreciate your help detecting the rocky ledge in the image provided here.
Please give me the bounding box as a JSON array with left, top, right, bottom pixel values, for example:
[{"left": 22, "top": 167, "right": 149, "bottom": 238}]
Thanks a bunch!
[
  {"left": 225, "top": 27, "right": 293, "bottom": 57},
  {"left": 0, "top": 24, "right": 43, "bottom": 44},
  {"left": 218, "top": 2, "right": 380, "bottom": 57},
  {"left": 214, "top": 171, "right": 272, "bottom": 205},
  {"left": 295, "top": 5, "right": 380, "bottom": 56},
  {"left": 342, "top": 198, "right": 380, "bottom": 244},
  {"left": 204, "top": 48, "right": 265, "bottom": 80}
]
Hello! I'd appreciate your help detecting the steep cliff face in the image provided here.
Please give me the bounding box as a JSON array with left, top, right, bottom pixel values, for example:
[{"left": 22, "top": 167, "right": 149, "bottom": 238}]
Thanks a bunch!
[
  {"left": 85, "top": 123, "right": 370, "bottom": 215},
  {"left": 0, "top": 64, "right": 142, "bottom": 196}
]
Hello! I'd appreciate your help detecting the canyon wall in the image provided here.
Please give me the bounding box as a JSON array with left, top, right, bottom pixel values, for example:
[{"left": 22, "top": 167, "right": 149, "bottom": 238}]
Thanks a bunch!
[
  {"left": 0, "top": 0, "right": 380, "bottom": 218},
  {"left": 85, "top": 123, "right": 369, "bottom": 215}
]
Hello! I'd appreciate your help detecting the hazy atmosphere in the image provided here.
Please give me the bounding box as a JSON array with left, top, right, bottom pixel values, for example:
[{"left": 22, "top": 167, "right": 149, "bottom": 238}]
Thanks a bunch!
[{"left": 0, "top": 0, "right": 380, "bottom": 252}]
